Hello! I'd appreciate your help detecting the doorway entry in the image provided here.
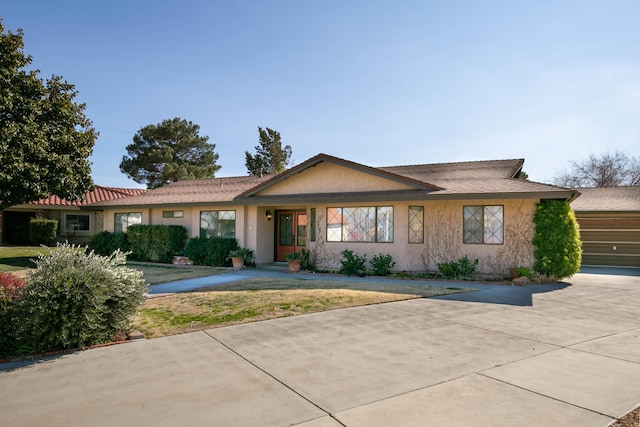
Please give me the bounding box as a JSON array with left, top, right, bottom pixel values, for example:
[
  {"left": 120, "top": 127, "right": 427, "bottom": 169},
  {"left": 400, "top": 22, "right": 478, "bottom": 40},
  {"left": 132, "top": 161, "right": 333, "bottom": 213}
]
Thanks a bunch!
[{"left": 276, "top": 210, "right": 307, "bottom": 261}]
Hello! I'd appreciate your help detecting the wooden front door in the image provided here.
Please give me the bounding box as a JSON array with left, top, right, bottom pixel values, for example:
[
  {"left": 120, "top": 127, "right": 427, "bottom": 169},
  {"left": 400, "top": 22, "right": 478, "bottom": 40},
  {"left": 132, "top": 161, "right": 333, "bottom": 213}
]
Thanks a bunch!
[{"left": 276, "top": 210, "right": 307, "bottom": 261}]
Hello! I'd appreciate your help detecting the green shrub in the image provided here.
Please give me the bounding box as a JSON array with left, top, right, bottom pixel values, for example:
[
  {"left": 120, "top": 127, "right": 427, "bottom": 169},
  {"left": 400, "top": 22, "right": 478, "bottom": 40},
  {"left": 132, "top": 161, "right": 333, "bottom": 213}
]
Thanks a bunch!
[
  {"left": 126, "top": 224, "right": 187, "bottom": 262},
  {"left": 339, "top": 249, "right": 367, "bottom": 277},
  {"left": 0, "top": 273, "right": 28, "bottom": 357},
  {"left": 29, "top": 218, "right": 58, "bottom": 245},
  {"left": 532, "top": 200, "right": 581, "bottom": 279},
  {"left": 10, "top": 243, "right": 147, "bottom": 353},
  {"left": 437, "top": 256, "right": 479, "bottom": 280},
  {"left": 185, "top": 237, "right": 239, "bottom": 267},
  {"left": 512, "top": 266, "right": 532, "bottom": 279},
  {"left": 370, "top": 253, "right": 396, "bottom": 276},
  {"left": 89, "top": 231, "right": 130, "bottom": 256}
]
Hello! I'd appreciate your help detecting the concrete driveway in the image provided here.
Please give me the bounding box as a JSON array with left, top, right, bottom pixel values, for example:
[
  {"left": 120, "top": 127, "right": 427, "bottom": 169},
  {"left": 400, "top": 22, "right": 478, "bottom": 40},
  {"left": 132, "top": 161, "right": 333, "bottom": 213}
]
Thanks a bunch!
[{"left": 0, "top": 270, "right": 638, "bottom": 426}]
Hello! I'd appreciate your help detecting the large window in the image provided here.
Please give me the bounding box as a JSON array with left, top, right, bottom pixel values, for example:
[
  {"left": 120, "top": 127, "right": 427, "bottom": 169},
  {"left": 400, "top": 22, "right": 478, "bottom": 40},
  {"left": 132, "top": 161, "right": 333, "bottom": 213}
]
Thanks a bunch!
[
  {"left": 200, "top": 210, "right": 236, "bottom": 238},
  {"left": 408, "top": 206, "right": 424, "bottom": 244},
  {"left": 463, "top": 205, "right": 503, "bottom": 244},
  {"left": 114, "top": 212, "right": 142, "bottom": 234},
  {"left": 65, "top": 214, "right": 91, "bottom": 232},
  {"left": 326, "top": 206, "right": 393, "bottom": 243}
]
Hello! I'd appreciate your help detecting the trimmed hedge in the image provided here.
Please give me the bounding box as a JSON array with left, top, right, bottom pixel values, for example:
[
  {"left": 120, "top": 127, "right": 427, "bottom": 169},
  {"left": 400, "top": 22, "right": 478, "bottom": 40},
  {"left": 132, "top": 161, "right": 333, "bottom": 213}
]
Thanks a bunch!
[
  {"left": 184, "top": 237, "right": 238, "bottom": 267},
  {"left": 29, "top": 218, "right": 58, "bottom": 245},
  {"left": 126, "top": 224, "right": 187, "bottom": 263},
  {"left": 89, "top": 231, "right": 130, "bottom": 256},
  {"left": 532, "top": 200, "right": 582, "bottom": 279}
]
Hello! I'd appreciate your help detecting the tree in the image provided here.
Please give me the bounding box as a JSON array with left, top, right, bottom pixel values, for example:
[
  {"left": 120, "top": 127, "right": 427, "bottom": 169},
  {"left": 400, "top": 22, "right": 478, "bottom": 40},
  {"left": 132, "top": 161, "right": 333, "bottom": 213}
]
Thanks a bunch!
[
  {"left": 553, "top": 151, "right": 640, "bottom": 188},
  {"left": 0, "top": 22, "right": 96, "bottom": 210},
  {"left": 120, "top": 117, "right": 220, "bottom": 189},
  {"left": 245, "top": 127, "right": 292, "bottom": 176}
]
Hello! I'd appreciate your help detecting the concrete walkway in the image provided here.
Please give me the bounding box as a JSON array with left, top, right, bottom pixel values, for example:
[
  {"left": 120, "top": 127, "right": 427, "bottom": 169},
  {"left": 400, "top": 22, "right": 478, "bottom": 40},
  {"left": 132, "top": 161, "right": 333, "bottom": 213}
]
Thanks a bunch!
[{"left": 0, "top": 269, "right": 638, "bottom": 426}]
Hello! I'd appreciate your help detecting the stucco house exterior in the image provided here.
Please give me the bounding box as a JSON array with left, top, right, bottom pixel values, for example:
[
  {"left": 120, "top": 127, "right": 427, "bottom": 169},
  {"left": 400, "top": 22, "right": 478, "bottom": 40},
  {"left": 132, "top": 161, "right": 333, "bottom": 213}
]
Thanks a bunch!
[
  {"left": 571, "top": 186, "right": 640, "bottom": 267},
  {"left": 0, "top": 186, "right": 146, "bottom": 245},
  {"left": 88, "top": 153, "right": 578, "bottom": 274}
]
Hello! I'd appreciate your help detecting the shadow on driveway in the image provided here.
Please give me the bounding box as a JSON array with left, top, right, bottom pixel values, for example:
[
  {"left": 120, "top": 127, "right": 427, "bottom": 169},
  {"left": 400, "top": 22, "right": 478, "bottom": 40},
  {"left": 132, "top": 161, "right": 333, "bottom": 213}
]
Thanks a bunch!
[{"left": 434, "top": 282, "right": 571, "bottom": 306}]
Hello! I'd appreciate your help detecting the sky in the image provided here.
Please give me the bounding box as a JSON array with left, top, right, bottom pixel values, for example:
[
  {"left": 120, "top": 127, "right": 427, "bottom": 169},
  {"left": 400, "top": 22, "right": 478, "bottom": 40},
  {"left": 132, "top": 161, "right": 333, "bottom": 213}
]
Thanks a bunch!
[{"left": 3, "top": 1, "right": 639, "bottom": 188}]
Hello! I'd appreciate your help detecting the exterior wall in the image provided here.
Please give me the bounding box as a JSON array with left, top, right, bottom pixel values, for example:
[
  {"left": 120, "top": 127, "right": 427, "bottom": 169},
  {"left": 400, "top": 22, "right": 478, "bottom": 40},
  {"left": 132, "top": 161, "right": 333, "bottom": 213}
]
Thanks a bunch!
[
  {"left": 306, "top": 198, "right": 537, "bottom": 275},
  {"left": 257, "top": 162, "right": 414, "bottom": 196}
]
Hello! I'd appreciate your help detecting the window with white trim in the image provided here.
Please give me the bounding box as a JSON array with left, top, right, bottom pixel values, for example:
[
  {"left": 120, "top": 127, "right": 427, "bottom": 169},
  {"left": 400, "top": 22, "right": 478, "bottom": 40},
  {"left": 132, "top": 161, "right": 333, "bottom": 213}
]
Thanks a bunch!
[
  {"left": 114, "top": 212, "right": 142, "bottom": 234},
  {"left": 64, "top": 214, "right": 91, "bottom": 232},
  {"left": 326, "top": 206, "right": 393, "bottom": 243},
  {"left": 200, "top": 210, "right": 236, "bottom": 238},
  {"left": 463, "top": 205, "right": 503, "bottom": 244}
]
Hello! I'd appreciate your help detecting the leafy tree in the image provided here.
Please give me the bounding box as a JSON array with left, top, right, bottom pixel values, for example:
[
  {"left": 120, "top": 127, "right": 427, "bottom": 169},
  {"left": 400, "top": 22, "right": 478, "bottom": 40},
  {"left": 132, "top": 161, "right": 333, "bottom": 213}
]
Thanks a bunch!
[
  {"left": 553, "top": 151, "right": 640, "bottom": 188},
  {"left": 245, "top": 127, "right": 292, "bottom": 176},
  {"left": 120, "top": 117, "right": 220, "bottom": 188},
  {"left": 0, "top": 22, "right": 96, "bottom": 210}
]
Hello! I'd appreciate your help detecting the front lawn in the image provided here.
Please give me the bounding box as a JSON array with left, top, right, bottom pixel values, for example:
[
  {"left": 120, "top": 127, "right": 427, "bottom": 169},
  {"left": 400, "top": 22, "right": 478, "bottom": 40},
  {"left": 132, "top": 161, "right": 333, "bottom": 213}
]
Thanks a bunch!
[
  {"left": 0, "top": 246, "right": 51, "bottom": 273},
  {"left": 134, "top": 277, "right": 467, "bottom": 338}
]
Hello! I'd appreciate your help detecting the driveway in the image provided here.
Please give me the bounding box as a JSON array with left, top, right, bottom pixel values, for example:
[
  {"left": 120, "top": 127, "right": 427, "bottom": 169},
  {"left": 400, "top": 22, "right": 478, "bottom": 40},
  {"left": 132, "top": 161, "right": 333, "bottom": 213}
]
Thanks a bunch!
[{"left": 0, "top": 270, "right": 638, "bottom": 426}]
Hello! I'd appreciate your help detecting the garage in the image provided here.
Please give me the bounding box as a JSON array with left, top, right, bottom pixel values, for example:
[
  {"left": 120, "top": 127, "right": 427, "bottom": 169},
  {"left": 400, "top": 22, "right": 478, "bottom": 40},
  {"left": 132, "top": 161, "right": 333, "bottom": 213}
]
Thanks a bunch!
[{"left": 571, "top": 187, "right": 640, "bottom": 267}]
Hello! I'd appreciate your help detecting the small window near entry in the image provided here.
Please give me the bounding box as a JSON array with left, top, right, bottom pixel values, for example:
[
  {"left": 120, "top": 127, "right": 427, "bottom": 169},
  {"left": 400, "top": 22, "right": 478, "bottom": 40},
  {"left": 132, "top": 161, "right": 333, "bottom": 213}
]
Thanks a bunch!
[
  {"left": 310, "top": 208, "right": 316, "bottom": 242},
  {"left": 463, "top": 205, "right": 503, "bottom": 244},
  {"left": 162, "top": 210, "right": 184, "bottom": 218},
  {"left": 65, "top": 214, "right": 91, "bottom": 232},
  {"left": 408, "top": 206, "right": 424, "bottom": 244},
  {"left": 114, "top": 212, "right": 142, "bottom": 234}
]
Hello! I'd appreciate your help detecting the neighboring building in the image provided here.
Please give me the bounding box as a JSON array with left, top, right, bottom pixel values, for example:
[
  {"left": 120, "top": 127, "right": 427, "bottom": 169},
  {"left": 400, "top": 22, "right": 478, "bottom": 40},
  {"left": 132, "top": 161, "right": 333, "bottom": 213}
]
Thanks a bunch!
[
  {"left": 1, "top": 186, "right": 146, "bottom": 245},
  {"left": 571, "top": 186, "right": 640, "bottom": 267},
  {"left": 88, "top": 153, "right": 578, "bottom": 274}
]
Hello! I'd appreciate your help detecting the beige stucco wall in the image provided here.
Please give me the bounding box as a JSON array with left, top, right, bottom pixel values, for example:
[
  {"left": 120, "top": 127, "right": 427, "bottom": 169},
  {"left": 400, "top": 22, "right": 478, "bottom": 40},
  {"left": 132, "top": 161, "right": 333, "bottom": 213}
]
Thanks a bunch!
[
  {"left": 257, "top": 162, "right": 414, "bottom": 196},
  {"left": 306, "top": 198, "right": 537, "bottom": 274}
]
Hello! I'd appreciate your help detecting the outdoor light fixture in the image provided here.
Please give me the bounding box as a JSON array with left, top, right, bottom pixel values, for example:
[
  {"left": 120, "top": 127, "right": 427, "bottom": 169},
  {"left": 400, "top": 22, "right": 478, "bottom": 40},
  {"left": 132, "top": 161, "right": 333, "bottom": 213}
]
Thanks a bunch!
[{"left": 265, "top": 210, "right": 272, "bottom": 221}]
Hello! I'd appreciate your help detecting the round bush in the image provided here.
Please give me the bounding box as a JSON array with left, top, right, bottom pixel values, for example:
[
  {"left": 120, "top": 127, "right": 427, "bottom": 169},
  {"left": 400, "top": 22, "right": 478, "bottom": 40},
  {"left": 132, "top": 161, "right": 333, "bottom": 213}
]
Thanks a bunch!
[{"left": 14, "top": 243, "right": 148, "bottom": 352}]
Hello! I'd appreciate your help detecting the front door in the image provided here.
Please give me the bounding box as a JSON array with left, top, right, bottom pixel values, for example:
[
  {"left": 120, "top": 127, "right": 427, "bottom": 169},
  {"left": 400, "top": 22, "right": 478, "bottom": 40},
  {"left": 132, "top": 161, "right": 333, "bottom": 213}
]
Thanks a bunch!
[{"left": 276, "top": 210, "right": 307, "bottom": 261}]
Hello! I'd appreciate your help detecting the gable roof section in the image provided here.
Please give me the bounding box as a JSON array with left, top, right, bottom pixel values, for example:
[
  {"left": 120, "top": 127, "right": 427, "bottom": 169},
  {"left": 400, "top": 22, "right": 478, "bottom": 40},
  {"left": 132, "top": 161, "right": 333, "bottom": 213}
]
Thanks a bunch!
[
  {"left": 236, "top": 153, "right": 445, "bottom": 199},
  {"left": 381, "top": 158, "right": 524, "bottom": 182},
  {"left": 20, "top": 186, "right": 146, "bottom": 207},
  {"left": 571, "top": 187, "right": 640, "bottom": 212},
  {"left": 88, "top": 175, "right": 273, "bottom": 208}
]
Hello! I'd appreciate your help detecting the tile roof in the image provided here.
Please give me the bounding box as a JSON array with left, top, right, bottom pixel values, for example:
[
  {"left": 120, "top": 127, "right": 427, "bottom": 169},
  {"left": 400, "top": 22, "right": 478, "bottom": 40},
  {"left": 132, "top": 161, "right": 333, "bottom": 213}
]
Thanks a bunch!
[
  {"left": 89, "top": 175, "right": 274, "bottom": 207},
  {"left": 570, "top": 187, "right": 640, "bottom": 212},
  {"left": 30, "top": 186, "right": 146, "bottom": 206}
]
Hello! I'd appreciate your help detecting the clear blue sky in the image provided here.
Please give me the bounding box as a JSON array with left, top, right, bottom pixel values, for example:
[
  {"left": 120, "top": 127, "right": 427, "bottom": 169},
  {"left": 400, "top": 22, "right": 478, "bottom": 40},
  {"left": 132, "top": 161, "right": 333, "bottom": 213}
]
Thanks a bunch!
[{"left": 3, "top": 1, "right": 639, "bottom": 188}]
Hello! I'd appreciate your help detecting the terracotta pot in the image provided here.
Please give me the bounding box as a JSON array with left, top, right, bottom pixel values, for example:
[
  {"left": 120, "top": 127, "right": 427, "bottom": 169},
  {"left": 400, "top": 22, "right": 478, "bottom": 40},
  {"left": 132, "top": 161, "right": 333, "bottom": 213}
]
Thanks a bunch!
[
  {"left": 231, "top": 257, "right": 244, "bottom": 270},
  {"left": 288, "top": 260, "right": 302, "bottom": 272}
]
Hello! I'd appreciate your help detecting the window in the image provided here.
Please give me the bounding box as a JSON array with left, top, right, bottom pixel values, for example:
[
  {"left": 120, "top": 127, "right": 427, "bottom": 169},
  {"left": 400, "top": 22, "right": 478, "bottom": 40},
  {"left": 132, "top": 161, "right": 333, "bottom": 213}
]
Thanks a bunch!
[
  {"left": 65, "top": 214, "right": 91, "bottom": 232},
  {"left": 114, "top": 212, "right": 142, "bottom": 234},
  {"left": 162, "top": 210, "right": 184, "bottom": 218},
  {"left": 463, "top": 205, "right": 503, "bottom": 244},
  {"left": 200, "top": 210, "right": 236, "bottom": 238},
  {"left": 310, "top": 208, "right": 316, "bottom": 242},
  {"left": 408, "top": 206, "right": 424, "bottom": 244},
  {"left": 326, "top": 206, "right": 393, "bottom": 243}
]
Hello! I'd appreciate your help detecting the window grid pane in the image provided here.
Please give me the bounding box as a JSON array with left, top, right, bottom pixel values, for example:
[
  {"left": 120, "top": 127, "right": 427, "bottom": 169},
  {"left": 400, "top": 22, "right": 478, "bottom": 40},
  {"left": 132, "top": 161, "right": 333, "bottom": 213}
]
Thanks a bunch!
[
  {"left": 463, "top": 206, "right": 483, "bottom": 244},
  {"left": 377, "top": 206, "right": 393, "bottom": 242},
  {"left": 326, "top": 206, "right": 393, "bottom": 243},
  {"left": 326, "top": 208, "right": 342, "bottom": 241},
  {"left": 200, "top": 210, "right": 235, "bottom": 238},
  {"left": 484, "top": 206, "right": 504, "bottom": 244},
  {"left": 408, "top": 206, "right": 424, "bottom": 244},
  {"left": 310, "top": 208, "right": 316, "bottom": 242}
]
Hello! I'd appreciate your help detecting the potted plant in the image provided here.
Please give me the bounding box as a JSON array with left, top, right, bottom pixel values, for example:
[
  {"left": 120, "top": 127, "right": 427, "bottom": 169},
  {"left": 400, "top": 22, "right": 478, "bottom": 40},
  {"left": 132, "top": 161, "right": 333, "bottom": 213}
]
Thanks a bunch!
[
  {"left": 284, "top": 250, "right": 304, "bottom": 272},
  {"left": 228, "top": 248, "right": 255, "bottom": 270}
]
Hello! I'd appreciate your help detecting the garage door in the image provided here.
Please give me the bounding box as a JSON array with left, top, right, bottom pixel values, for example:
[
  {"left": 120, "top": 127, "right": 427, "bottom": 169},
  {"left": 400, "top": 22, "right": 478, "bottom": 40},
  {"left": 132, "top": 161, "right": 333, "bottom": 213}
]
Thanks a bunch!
[{"left": 576, "top": 213, "right": 640, "bottom": 267}]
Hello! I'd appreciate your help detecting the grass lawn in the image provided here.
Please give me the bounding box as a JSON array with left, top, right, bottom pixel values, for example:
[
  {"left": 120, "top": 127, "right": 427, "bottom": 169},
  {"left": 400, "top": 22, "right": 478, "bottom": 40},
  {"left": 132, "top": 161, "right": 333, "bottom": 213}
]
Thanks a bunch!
[
  {"left": 134, "top": 277, "right": 468, "bottom": 338},
  {"left": 0, "top": 246, "right": 51, "bottom": 273}
]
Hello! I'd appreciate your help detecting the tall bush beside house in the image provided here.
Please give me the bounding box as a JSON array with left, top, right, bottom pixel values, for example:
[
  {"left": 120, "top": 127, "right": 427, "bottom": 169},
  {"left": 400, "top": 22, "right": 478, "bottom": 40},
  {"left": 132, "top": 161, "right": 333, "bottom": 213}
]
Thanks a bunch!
[
  {"left": 532, "top": 200, "right": 582, "bottom": 279},
  {"left": 0, "top": 273, "right": 28, "bottom": 357},
  {"left": 29, "top": 218, "right": 58, "bottom": 245},
  {"left": 11, "top": 243, "right": 147, "bottom": 353}
]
